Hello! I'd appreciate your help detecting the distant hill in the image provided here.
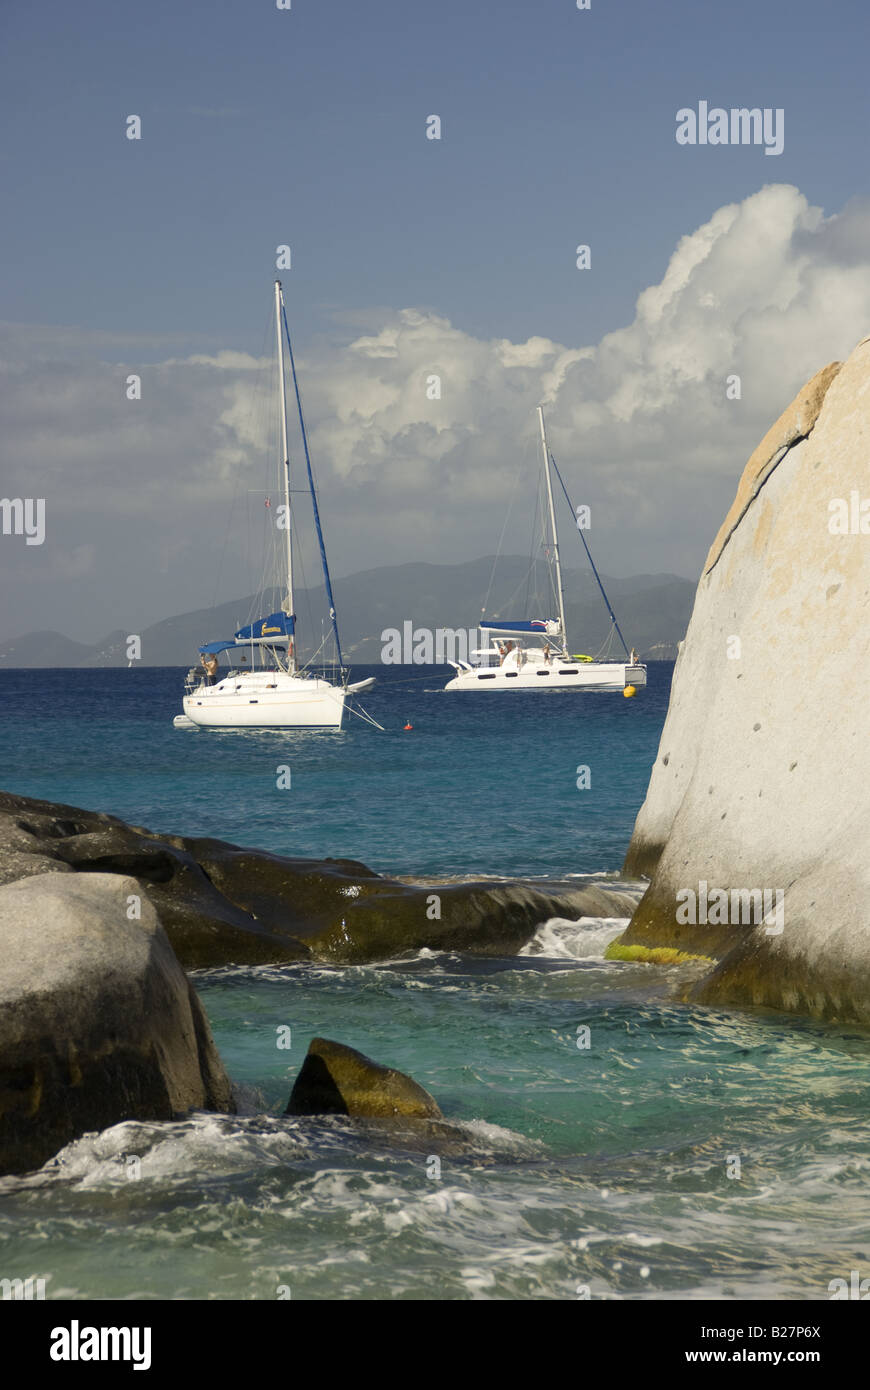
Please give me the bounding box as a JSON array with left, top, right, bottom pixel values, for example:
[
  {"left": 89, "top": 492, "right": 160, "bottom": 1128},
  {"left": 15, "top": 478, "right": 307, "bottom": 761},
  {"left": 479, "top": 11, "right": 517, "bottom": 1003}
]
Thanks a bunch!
[
  {"left": 0, "top": 557, "right": 694, "bottom": 667},
  {"left": 0, "top": 629, "right": 128, "bottom": 668}
]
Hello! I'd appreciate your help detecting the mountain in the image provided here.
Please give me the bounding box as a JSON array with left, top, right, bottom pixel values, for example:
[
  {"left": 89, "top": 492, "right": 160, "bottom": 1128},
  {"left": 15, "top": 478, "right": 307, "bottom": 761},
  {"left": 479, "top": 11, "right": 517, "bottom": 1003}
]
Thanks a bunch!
[
  {"left": 0, "top": 629, "right": 128, "bottom": 668},
  {"left": 0, "top": 558, "right": 694, "bottom": 667}
]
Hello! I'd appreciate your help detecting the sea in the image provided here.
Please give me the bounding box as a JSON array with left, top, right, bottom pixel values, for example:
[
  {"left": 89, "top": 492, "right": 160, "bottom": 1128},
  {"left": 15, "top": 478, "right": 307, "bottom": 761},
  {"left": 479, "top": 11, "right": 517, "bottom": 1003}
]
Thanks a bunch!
[{"left": 0, "top": 663, "right": 867, "bottom": 1301}]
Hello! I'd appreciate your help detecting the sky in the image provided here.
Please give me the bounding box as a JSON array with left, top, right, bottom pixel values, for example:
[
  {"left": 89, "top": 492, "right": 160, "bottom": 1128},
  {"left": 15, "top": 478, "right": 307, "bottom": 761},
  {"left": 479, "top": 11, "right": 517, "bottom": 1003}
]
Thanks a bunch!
[{"left": 2, "top": 0, "right": 870, "bottom": 643}]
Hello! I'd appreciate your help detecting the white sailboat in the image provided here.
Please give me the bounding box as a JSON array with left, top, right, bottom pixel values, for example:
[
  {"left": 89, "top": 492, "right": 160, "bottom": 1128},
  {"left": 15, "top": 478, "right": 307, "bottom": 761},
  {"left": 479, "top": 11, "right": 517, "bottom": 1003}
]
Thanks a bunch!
[
  {"left": 445, "top": 406, "right": 647, "bottom": 694},
  {"left": 177, "top": 281, "right": 375, "bottom": 730}
]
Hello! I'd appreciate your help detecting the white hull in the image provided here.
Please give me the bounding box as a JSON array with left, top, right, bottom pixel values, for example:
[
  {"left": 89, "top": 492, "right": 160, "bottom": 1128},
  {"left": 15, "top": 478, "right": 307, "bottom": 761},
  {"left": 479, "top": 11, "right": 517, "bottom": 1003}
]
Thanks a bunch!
[
  {"left": 445, "top": 661, "right": 647, "bottom": 692},
  {"left": 183, "top": 671, "right": 347, "bottom": 728}
]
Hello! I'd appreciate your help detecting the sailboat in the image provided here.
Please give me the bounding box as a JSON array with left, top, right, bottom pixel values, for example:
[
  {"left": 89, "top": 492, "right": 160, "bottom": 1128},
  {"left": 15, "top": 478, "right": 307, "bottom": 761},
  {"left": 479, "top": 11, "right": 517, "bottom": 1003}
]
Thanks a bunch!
[
  {"left": 176, "top": 280, "right": 375, "bottom": 730},
  {"left": 444, "top": 406, "right": 647, "bottom": 693}
]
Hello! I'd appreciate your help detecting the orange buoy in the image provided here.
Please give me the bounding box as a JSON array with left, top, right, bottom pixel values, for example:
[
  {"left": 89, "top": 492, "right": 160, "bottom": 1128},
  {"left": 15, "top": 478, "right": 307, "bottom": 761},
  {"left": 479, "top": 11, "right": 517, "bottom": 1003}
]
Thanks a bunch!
[{"left": 403, "top": 722, "right": 413, "bottom": 731}]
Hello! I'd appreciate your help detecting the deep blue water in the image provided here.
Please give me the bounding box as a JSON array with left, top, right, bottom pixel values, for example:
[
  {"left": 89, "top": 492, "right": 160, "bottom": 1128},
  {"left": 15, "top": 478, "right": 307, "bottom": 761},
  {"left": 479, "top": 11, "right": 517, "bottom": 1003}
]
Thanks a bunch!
[
  {"left": 0, "top": 663, "right": 674, "bottom": 877},
  {"left": 3, "top": 661, "right": 869, "bottom": 1302}
]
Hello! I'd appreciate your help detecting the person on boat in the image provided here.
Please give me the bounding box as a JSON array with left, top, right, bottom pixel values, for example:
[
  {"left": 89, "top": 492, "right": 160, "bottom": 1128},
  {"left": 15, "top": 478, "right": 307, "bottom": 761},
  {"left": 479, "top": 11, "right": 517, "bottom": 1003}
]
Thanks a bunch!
[
  {"left": 542, "top": 642, "right": 551, "bottom": 664},
  {"left": 630, "top": 648, "right": 639, "bottom": 665},
  {"left": 201, "top": 652, "right": 219, "bottom": 685}
]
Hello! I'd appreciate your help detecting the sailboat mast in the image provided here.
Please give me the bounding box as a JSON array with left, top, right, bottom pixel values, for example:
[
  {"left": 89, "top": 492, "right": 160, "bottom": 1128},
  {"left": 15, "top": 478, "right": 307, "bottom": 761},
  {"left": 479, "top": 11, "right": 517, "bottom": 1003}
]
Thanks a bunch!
[
  {"left": 275, "top": 279, "right": 295, "bottom": 671},
  {"left": 538, "top": 404, "right": 567, "bottom": 651}
]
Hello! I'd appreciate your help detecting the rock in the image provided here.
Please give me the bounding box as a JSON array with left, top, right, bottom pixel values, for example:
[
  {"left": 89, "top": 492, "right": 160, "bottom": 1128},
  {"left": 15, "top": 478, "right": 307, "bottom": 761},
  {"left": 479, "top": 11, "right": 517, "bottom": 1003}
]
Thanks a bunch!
[
  {"left": 0, "top": 790, "right": 641, "bottom": 966},
  {"left": 286, "top": 1037, "right": 443, "bottom": 1119},
  {"left": 703, "top": 360, "right": 841, "bottom": 575},
  {"left": 0, "top": 872, "right": 234, "bottom": 1176},
  {"left": 618, "top": 335, "right": 870, "bottom": 1022}
]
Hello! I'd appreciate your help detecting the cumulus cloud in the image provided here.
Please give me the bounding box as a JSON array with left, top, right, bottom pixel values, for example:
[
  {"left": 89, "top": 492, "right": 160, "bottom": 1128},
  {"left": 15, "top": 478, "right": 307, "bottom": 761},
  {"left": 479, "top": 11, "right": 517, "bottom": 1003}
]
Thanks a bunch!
[{"left": 2, "top": 184, "right": 869, "bottom": 640}]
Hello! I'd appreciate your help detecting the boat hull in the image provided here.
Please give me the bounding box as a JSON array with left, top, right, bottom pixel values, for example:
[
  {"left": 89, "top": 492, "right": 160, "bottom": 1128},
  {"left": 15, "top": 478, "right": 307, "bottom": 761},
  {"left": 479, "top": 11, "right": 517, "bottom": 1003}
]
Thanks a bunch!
[
  {"left": 182, "top": 672, "right": 347, "bottom": 728},
  {"left": 444, "top": 662, "right": 647, "bottom": 692}
]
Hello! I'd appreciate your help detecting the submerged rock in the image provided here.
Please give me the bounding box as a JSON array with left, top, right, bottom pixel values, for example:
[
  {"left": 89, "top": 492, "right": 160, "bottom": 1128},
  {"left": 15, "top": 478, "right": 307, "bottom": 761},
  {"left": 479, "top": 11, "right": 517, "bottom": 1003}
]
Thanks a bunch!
[
  {"left": 286, "top": 1037, "right": 443, "bottom": 1120},
  {"left": 617, "top": 336, "right": 870, "bottom": 1022},
  {"left": 0, "top": 789, "right": 639, "bottom": 966},
  {"left": 0, "top": 872, "right": 233, "bottom": 1177}
]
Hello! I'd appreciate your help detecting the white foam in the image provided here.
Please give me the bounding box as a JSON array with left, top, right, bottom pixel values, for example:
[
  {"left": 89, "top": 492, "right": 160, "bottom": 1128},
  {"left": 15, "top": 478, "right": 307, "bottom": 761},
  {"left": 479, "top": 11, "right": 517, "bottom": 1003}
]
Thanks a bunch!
[
  {"left": 456, "top": 1118, "right": 546, "bottom": 1158},
  {"left": 33, "top": 1114, "right": 312, "bottom": 1188},
  {"left": 519, "top": 916, "right": 629, "bottom": 961}
]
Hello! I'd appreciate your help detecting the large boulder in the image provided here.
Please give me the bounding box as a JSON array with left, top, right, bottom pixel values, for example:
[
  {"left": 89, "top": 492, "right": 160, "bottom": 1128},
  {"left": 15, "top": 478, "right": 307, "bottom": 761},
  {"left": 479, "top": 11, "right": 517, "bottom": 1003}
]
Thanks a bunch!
[
  {"left": 286, "top": 1037, "right": 443, "bottom": 1119},
  {"left": 0, "top": 872, "right": 234, "bottom": 1176},
  {"left": 617, "top": 336, "right": 870, "bottom": 1021},
  {"left": 0, "top": 790, "right": 641, "bottom": 966}
]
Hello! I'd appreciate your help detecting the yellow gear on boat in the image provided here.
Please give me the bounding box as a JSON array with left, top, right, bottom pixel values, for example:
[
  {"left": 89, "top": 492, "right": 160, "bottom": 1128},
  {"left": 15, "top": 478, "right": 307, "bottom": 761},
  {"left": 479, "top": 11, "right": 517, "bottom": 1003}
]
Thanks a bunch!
[{"left": 571, "top": 653, "right": 594, "bottom": 663}]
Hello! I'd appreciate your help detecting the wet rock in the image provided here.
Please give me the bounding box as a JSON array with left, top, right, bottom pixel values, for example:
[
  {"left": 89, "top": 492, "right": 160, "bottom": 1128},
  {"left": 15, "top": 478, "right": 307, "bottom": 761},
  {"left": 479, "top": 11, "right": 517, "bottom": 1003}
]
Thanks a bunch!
[
  {"left": 286, "top": 1037, "right": 443, "bottom": 1120},
  {"left": 0, "top": 872, "right": 234, "bottom": 1177},
  {"left": 0, "top": 790, "right": 640, "bottom": 966}
]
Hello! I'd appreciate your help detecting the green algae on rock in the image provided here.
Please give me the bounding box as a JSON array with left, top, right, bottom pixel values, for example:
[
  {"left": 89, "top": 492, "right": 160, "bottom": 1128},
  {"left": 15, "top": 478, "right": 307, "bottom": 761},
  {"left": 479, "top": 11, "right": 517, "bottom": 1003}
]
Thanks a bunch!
[
  {"left": 286, "top": 1037, "right": 443, "bottom": 1120},
  {"left": 604, "top": 941, "right": 714, "bottom": 966}
]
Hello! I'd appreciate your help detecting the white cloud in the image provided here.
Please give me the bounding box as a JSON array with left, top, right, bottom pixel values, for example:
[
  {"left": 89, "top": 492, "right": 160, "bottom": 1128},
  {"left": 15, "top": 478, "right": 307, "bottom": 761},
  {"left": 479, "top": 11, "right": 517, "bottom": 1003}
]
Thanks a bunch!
[{"left": 2, "top": 183, "right": 869, "bottom": 640}]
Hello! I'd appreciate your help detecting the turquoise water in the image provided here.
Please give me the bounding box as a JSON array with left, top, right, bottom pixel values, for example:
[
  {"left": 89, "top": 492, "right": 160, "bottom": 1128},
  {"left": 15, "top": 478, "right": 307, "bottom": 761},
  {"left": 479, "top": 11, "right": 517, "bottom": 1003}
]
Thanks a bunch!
[
  {"left": 1, "top": 665, "right": 869, "bottom": 1300},
  {"left": 0, "top": 665, "right": 670, "bottom": 877}
]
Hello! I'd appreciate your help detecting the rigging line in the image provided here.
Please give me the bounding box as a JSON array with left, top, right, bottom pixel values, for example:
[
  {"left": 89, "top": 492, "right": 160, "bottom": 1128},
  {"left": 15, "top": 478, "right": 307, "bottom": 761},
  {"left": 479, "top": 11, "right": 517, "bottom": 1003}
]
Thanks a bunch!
[
  {"left": 287, "top": 498, "right": 314, "bottom": 652},
  {"left": 503, "top": 575, "right": 531, "bottom": 614},
  {"left": 212, "top": 305, "right": 273, "bottom": 617},
  {"left": 481, "top": 430, "right": 532, "bottom": 619},
  {"left": 523, "top": 478, "right": 542, "bottom": 617},
  {"left": 210, "top": 484, "right": 239, "bottom": 615},
  {"left": 499, "top": 556, "right": 540, "bottom": 616},
  {"left": 541, "top": 467, "right": 561, "bottom": 620},
  {"left": 376, "top": 671, "right": 449, "bottom": 687},
  {"left": 280, "top": 302, "right": 345, "bottom": 672},
  {"left": 245, "top": 308, "right": 279, "bottom": 625},
  {"left": 344, "top": 700, "right": 385, "bottom": 732},
  {"left": 548, "top": 451, "right": 631, "bottom": 660},
  {"left": 298, "top": 624, "right": 330, "bottom": 672}
]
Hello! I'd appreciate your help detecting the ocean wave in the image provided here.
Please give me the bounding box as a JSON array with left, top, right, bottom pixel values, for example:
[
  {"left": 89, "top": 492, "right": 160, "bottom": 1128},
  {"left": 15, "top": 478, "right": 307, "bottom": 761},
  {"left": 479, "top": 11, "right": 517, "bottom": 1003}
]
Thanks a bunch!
[
  {"left": 0, "top": 1108, "right": 545, "bottom": 1197},
  {"left": 519, "top": 916, "right": 629, "bottom": 961}
]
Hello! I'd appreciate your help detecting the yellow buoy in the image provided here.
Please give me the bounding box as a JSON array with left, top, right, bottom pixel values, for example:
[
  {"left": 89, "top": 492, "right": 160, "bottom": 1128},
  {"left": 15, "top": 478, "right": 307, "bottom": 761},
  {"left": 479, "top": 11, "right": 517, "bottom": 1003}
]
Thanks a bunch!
[{"left": 623, "top": 684, "right": 637, "bottom": 698}]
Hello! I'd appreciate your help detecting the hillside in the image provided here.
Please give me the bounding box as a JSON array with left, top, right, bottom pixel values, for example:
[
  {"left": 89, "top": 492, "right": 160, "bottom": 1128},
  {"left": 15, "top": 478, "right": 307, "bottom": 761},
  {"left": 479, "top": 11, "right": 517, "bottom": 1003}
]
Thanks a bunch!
[{"left": 0, "top": 557, "right": 692, "bottom": 666}]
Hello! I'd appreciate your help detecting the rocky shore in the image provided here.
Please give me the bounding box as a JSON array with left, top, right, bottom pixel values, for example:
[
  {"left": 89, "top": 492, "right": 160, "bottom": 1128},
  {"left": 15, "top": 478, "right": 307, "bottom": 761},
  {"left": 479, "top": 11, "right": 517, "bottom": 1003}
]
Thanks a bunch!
[
  {"left": 0, "top": 786, "right": 638, "bottom": 1174},
  {"left": 616, "top": 336, "right": 870, "bottom": 1022},
  {"left": 0, "top": 788, "right": 639, "bottom": 967}
]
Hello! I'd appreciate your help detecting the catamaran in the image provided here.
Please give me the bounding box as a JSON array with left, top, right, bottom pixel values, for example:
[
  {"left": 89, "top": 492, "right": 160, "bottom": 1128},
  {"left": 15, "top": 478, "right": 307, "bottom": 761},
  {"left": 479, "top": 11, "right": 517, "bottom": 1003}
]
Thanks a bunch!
[
  {"left": 176, "top": 281, "right": 375, "bottom": 730},
  {"left": 444, "top": 406, "right": 647, "bottom": 694}
]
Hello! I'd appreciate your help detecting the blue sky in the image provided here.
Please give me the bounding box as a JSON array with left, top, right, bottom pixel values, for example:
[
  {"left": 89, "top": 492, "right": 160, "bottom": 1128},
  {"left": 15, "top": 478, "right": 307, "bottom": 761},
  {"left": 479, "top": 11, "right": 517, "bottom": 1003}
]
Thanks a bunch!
[
  {"left": 2, "top": 0, "right": 869, "bottom": 640},
  {"left": 4, "top": 0, "right": 866, "bottom": 350}
]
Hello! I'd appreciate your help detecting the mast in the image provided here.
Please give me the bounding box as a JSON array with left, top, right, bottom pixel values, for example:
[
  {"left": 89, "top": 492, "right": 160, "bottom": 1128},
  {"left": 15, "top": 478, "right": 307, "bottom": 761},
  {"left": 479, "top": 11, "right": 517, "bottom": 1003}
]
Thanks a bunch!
[
  {"left": 275, "top": 279, "right": 296, "bottom": 672},
  {"left": 280, "top": 299, "right": 346, "bottom": 676},
  {"left": 538, "top": 404, "right": 567, "bottom": 652}
]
